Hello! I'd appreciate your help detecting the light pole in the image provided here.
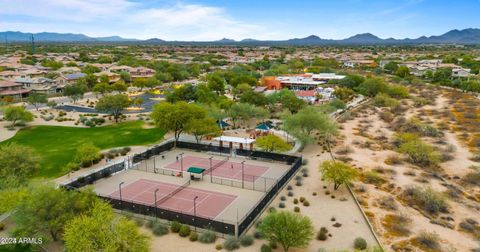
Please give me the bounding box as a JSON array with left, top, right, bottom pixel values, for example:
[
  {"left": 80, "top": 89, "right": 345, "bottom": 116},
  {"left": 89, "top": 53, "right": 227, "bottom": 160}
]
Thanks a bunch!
[
  {"left": 209, "top": 156, "right": 213, "bottom": 182},
  {"left": 119, "top": 182, "right": 125, "bottom": 211},
  {"left": 241, "top": 161, "right": 245, "bottom": 189},
  {"left": 179, "top": 152, "right": 185, "bottom": 176},
  {"left": 193, "top": 196, "right": 199, "bottom": 232},
  {"left": 154, "top": 188, "right": 159, "bottom": 220}
]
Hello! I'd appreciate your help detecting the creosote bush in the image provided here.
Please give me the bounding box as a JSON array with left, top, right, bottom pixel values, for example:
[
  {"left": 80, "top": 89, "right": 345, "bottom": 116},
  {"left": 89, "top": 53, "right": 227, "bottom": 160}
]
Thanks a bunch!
[
  {"left": 199, "top": 229, "right": 217, "bottom": 243},
  {"left": 189, "top": 232, "right": 198, "bottom": 241},
  {"left": 152, "top": 223, "right": 169, "bottom": 236},
  {"left": 240, "top": 235, "right": 254, "bottom": 247},
  {"left": 179, "top": 225, "right": 191, "bottom": 237},
  {"left": 224, "top": 236, "right": 240, "bottom": 251},
  {"left": 403, "top": 186, "right": 448, "bottom": 215},
  {"left": 260, "top": 244, "right": 272, "bottom": 252},
  {"left": 353, "top": 237, "right": 367, "bottom": 250},
  {"left": 416, "top": 231, "right": 440, "bottom": 250},
  {"left": 170, "top": 221, "right": 181, "bottom": 233}
]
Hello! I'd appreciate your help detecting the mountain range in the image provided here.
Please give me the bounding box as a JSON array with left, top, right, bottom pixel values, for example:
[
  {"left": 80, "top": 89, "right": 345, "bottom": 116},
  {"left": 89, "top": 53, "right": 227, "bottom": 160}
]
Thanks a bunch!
[{"left": 1, "top": 28, "right": 480, "bottom": 45}]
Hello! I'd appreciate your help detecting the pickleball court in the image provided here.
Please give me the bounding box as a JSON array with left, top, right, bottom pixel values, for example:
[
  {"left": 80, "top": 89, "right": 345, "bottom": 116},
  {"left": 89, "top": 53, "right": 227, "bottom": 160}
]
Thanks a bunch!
[
  {"left": 110, "top": 178, "right": 237, "bottom": 219},
  {"left": 164, "top": 155, "right": 269, "bottom": 182}
]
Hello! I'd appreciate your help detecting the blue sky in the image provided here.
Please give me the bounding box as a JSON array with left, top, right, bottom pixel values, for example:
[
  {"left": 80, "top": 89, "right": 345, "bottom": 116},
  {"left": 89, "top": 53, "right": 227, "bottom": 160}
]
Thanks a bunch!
[{"left": 0, "top": 0, "right": 478, "bottom": 40}]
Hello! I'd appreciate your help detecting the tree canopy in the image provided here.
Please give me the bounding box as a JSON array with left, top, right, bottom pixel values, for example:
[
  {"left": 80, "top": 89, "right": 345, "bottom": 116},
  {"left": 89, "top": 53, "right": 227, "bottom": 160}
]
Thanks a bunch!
[
  {"left": 27, "top": 93, "right": 48, "bottom": 111},
  {"left": 2, "top": 106, "right": 33, "bottom": 128},
  {"left": 13, "top": 185, "right": 100, "bottom": 242},
  {"left": 151, "top": 102, "right": 207, "bottom": 142},
  {"left": 0, "top": 143, "right": 39, "bottom": 189},
  {"left": 256, "top": 135, "right": 291, "bottom": 152},
  {"left": 258, "top": 211, "right": 314, "bottom": 252},
  {"left": 319, "top": 160, "right": 358, "bottom": 190},
  {"left": 64, "top": 201, "right": 150, "bottom": 252},
  {"left": 185, "top": 117, "right": 221, "bottom": 143},
  {"left": 64, "top": 84, "right": 87, "bottom": 103},
  {"left": 282, "top": 106, "right": 337, "bottom": 145},
  {"left": 95, "top": 94, "right": 131, "bottom": 122}
]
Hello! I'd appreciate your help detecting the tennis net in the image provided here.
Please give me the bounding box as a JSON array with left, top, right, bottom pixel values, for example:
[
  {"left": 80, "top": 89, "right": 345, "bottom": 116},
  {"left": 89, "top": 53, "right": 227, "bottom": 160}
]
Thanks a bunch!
[
  {"left": 208, "top": 156, "right": 229, "bottom": 174},
  {"left": 154, "top": 180, "right": 191, "bottom": 206}
]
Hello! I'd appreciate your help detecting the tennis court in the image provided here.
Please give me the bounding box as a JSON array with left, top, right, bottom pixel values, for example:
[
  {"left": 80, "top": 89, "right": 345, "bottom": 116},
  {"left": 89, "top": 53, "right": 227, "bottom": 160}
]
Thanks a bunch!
[
  {"left": 164, "top": 155, "right": 269, "bottom": 182},
  {"left": 109, "top": 178, "right": 237, "bottom": 219}
]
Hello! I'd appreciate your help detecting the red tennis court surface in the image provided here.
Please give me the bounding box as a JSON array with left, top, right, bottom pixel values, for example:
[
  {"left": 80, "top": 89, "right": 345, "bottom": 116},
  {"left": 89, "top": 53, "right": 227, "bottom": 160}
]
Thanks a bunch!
[
  {"left": 110, "top": 179, "right": 237, "bottom": 219},
  {"left": 164, "top": 155, "right": 269, "bottom": 182}
]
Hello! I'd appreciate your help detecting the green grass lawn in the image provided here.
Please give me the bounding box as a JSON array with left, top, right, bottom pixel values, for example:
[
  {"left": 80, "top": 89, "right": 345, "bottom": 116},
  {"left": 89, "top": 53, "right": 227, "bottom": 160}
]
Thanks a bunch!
[{"left": 2, "top": 121, "right": 165, "bottom": 178}]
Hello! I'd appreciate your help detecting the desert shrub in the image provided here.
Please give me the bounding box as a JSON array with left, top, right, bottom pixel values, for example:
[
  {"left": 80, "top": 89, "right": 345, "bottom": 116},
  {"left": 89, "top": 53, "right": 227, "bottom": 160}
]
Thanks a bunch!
[
  {"left": 170, "top": 221, "right": 181, "bottom": 233},
  {"left": 293, "top": 198, "right": 299, "bottom": 204},
  {"left": 261, "top": 244, "right": 272, "bottom": 252},
  {"left": 189, "top": 232, "right": 198, "bottom": 241},
  {"left": 384, "top": 154, "right": 402, "bottom": 165},
  {"left": 462, "top": 171, "right": 480, "bottom": 186},
  {"left": 296, "top": 181, "right": 302, "bottom": 186},
  {"left": 152, "top": 223, "right": 169, "bottom": 236},
  {"left": 254, "top": 230, "right": 264, "bottom": 239},
  {"left": 416, "top": 231, "right": 440, "bottom": 250},
  {"left": 0, "top": 223, "right": 5, "bottom": 231},
  {"left": 240, "top": 235, "right": 254, "bottom": 247},
  {"left": 215, "top": 244, "right": 223, "bottom": 250},
  {"left": 382, "top": 214, "right": 412, "bottom": 236},
  {"left": 179, "top": 225, "right": 191, "bottom": 237},
  {"left": 317, "top": 227, "right": 328, "bottom": 241},
  {"left": 377, "top": 196, "right": 397, "bottom": 211},
  {"left": 374, "top": 93, "right": 399, "bottom": 108},
  {"left": 147, "top": 220, "right": 157, "bottom": 228},
  {"left": 336, "top": 145, "right": 354, "bottom": 155},
  {"left": 303, "top": 200, "right": 310, "bottom": 207},
  {"left": 392, "top": 132, "right": 419, "bottom": 147},
  {"left": 278, "top": 202, "right": 285, "bottom": 208},
  {"left": 470, "top": 153, "right": 480, "bottom": 162},
  {"left": 299, "top": 197, "right": 306, "bottom": 202},
  {"left": 224, "top": 237, "right": 240, "bottom": 251},
  {"left": 379, "top": 111, "right": 395, "bottom": 123},
  {"left": 199, "top": 229, "right": 217, "bottom": 243},
  {"left": 413, "top": 97, "right": 431, "bottom": 107},
  {"left": 403, "top": 186, "right": 448, "bottom": 215},
  {"left": 280, "top": 196, "right": 286, "bottom": 201},
  {"left": 363, "top": 171, "right": 386, "bottom": 185},
  {"left": 354, "top": 237, "right": 367, "bottom": 250},
  {"left": 287, "top": 191, "right": 294, "bottom": 197},
  {"left": 399, "top": 140, "right": 441, "bottom": 167},
  {"left": 459, "top": 219, "right": 477, "bottom": 232},
  {"left": 422, "top": 125, "right": 440, "bottom": 137},
  {"left": 302, "top": 159, "right": 308, "bottom": 165}
]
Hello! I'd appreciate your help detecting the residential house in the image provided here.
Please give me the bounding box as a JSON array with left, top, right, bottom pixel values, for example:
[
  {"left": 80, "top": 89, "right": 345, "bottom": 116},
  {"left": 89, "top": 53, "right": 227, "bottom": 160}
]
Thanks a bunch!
[
  {"left": 0, "top": 80, "right": 30, "bottom": 99},
  {"left": 295, "top": 90, "right": 317, "bottom": 104},
  {"left": 452, "top": 68, "right": 472, "bottom": 78},
  {"left": 56, "top": 73, "right": 87, "bottom": 86},
  {"left": 262, "top": 73, "right": 344, "bottom": 91},
  {"left": 15, "top": 77, "right": 60, "bottom": 94},
  {"left": 129, "top": 67, "right": 156, "bottom": 79}
]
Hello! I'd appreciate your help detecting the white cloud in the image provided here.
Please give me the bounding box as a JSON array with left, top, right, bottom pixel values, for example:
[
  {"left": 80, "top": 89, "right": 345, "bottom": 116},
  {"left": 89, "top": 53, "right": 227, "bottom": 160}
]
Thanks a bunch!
[{"left": 0, "top": 0, "right": 271, "bottom": 40}]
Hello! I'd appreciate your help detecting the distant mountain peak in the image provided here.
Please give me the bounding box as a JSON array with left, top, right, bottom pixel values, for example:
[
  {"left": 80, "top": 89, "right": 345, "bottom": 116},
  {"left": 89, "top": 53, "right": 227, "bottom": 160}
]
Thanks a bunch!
[
  {"left": 1, "top": 28, "right": 479, "bottom": 45},
  {"left": 216, "top": 38, "right": 236, "bottom": 43},
  {"left": 304, "top": 35, "right": 321, "bottom": 40}
]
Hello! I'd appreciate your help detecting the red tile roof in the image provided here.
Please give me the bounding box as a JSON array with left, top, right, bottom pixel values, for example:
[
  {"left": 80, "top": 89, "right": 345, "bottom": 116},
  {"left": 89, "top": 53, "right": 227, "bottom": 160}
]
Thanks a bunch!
[{"left": 295, "top": 90, "right": 316, "bottom": 97}]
